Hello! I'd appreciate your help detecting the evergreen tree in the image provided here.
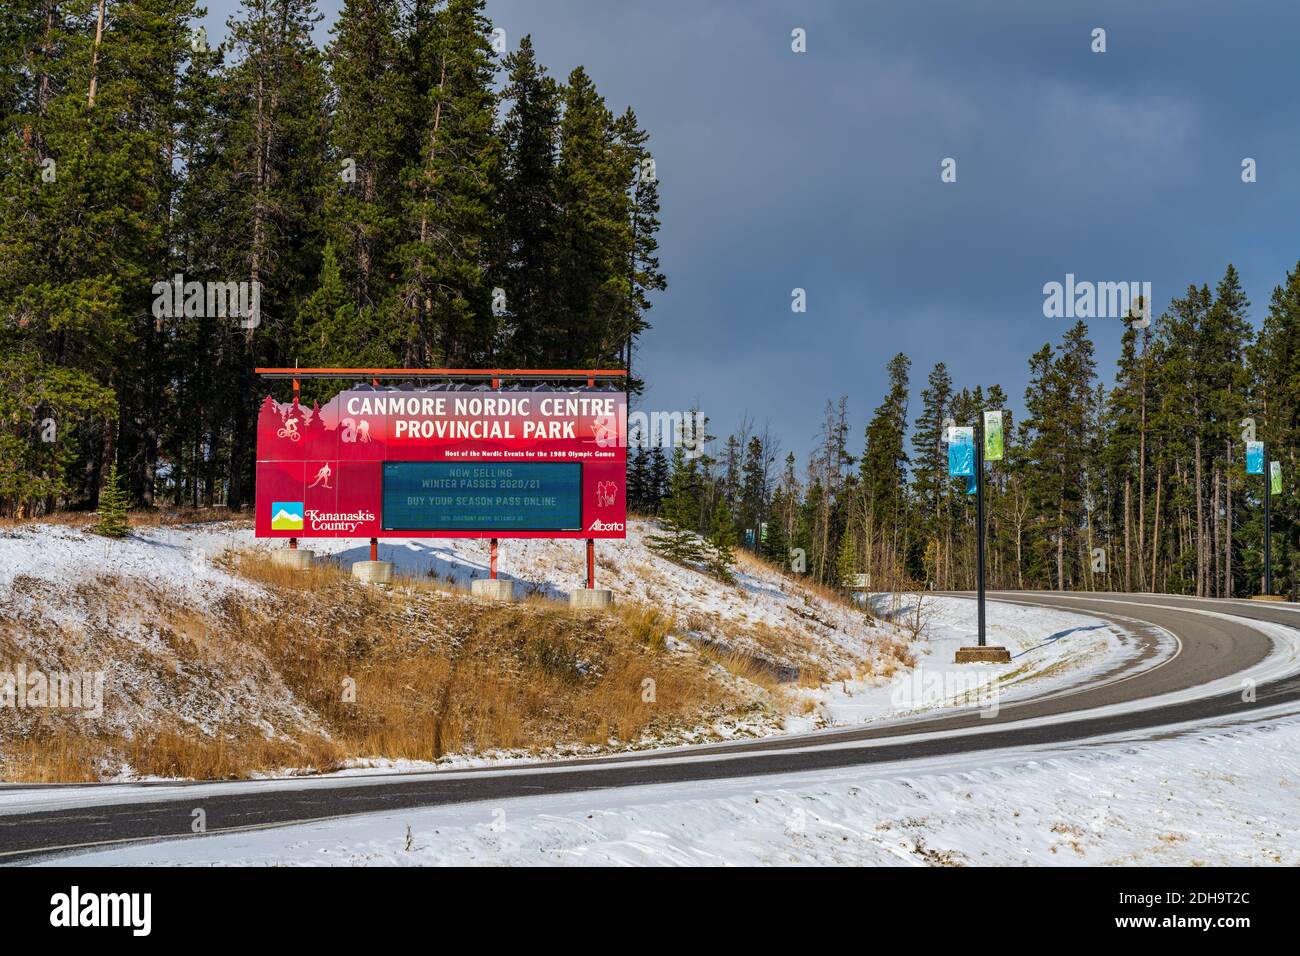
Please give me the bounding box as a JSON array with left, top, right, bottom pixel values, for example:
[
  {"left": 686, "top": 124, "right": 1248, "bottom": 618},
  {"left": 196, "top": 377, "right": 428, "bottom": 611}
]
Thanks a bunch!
[
  {"left": 207, "top": 0, "right": 332, "bottom": 508},
  {"left": 613, "top": 106, "right": 665, "bottom": 391},
  {"left": 1249, "top": 261, "right": 1300, "bottom": 596},
  {"left": 720, "top": 434, "right": 741, "bottom": 512},
  {"left": 646, "top": 447, "right": 703, "bottom": 564},
  {"left": 0, "top": 355, "right": 117, "bottom": 517},
  {"left": 552, "top": 66, "right": 628, "bottom": 366},
  {"left": 707, "top": 495, "right": 736, "bottom": 581},
  {"left": 395, "top": 0, "right": 500, "bottom": 366},
  {"left": 797, "top": 479, "right": 823, "bottom": 581},
  {"left": 647, "top": 445, "right": 669, "bottom": 512},
  {"left": 860, "top": 352, "right": 910, "bottom": 583},
  {"left": 912, "top": 362, "right": 952, "bottom": 585},
  {"left": 1103, "top": 323, "right": 1153, "bottom": 591},
  {"left": 94, "top": 460, "right": 130, "bottom": 537},
  {"left": 1204, "top": 266, "right": 1251, "bottom": 596},
  {"left": 738, "top": 436, "right": 768, "bottom": 537},
  {"left": 324, "top": 0, "right": 408, "bottom": 314},
  {"left": 497, "top": 34, "right": 561, "bottom": 364},
  {"left": 763, "top": 484, "right": 791, "bottom": 567},
  {"left": 836, "top": 527, "right": 858, "bottom": 587},
  {"left": 627, "top": 443, "right": 650, "bottom": 513}
]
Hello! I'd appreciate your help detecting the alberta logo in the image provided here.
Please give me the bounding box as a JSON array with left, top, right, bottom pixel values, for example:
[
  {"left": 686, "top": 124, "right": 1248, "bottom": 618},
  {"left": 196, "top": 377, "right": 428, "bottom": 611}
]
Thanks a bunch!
[{"left": 271, "top": 501, "right": 304, "bottom": 531}]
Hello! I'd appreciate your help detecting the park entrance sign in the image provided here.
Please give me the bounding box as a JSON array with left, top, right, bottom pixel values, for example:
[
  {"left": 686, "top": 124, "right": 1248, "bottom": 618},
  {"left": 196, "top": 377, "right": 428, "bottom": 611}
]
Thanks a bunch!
[{"left": 254, "top": 373, "right": 627, "bottom": 541}]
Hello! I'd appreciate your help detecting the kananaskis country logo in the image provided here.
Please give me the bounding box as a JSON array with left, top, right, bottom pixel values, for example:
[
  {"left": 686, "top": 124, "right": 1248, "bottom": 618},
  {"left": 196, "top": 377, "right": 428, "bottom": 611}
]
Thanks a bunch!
[{"left": 271, "top": 501, "right": 304, "bottom": 531}]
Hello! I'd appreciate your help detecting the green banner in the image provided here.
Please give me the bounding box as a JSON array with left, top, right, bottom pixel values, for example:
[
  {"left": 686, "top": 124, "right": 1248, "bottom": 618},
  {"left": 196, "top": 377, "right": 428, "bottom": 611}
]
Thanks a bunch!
[
  {"left": 983, "top": 410, "right": 1004, "bottom": 461},
  {"left": 1271, "top": 460, "right": 1282, "bottom": 496}
]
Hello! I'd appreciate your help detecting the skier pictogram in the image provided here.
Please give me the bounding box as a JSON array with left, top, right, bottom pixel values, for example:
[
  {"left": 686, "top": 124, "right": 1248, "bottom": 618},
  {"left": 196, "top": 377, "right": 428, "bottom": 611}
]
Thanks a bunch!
[
  {"left": 308, "top": 462, "right": 333, "bottom": 489},
  {"left": 591, "top": 415, "right": 617, "bottom": 448}
]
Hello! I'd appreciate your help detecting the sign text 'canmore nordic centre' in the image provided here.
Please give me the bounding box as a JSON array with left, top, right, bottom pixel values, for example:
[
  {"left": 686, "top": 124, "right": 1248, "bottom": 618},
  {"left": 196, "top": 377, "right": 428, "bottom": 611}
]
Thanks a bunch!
[{"left": 255, "top": 386, "right": 627, "bottom": 539}]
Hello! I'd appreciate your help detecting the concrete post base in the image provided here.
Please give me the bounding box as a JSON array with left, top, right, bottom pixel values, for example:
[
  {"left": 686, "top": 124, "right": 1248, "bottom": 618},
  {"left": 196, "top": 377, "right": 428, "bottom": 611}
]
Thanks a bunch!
[
  {"left": 471, "top": 578, "right": 516, "bottom": 602},
  {"left": 955, "top": 645, "right": 1011, "bottom": 664},
  {"left": 569, "top": 588, "right": 614, "bottom": 610},
  {"left": 351, "top": 560, "right": 394, "bottom": 584},
  {"left": 271, "top": 549, "right": 315, "bottom": 571}
]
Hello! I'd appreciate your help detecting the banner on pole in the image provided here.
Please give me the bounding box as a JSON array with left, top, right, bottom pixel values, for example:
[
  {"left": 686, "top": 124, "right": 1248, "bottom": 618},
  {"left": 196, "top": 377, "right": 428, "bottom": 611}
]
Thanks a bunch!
[
  {"left": 948, "top": 426, "right": 974, "bottom": 477},
  {"left": 966, "top": 473, "right": 977, "bottom": 495},
  {"left": 983, "top": 410, "right": 1004, "bottom": 461},
  {"left": 1271, "top": 460, "right": 1282, "bottom": 495},
  {"left": 1246, "top": 441, "right": 1264, "bottom": 475}
]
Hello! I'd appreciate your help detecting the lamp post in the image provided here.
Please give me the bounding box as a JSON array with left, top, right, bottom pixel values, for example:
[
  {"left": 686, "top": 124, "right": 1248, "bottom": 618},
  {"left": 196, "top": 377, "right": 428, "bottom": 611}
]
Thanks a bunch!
[
  {"left": 1246, "top": 439, "right": 1273, "bottom": 597},
  {"left": 953, "top": 413, "right": 1008, "bottom": 664},
  {"left": 1265, "top": 451, "right": 1272, "bottom": 597},
  {"left": 974, "top": 418, "right": 987, "bottom": 645}
]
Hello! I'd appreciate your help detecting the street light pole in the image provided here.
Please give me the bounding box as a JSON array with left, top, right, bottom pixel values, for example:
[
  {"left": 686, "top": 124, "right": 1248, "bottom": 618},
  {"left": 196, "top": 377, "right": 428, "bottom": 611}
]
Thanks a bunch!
[
  {"left": 955, "top": 417, "right": 1005, "bottom": 664},
  {"left": 976, "top": 420, "right": 986, "bottom": 646},
  {"left": 1264, "top": 452, "right": 1272, "bottom": 596}
]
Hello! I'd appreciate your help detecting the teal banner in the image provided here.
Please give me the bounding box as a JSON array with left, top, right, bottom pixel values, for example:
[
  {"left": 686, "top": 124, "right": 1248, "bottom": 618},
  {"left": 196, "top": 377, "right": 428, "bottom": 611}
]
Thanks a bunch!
[
  {"left": 1246, "top": 441, "right": 1264, "bottom": 475},
  {"left": 948, "top": 426, "right": 974, "bottom": 477}
]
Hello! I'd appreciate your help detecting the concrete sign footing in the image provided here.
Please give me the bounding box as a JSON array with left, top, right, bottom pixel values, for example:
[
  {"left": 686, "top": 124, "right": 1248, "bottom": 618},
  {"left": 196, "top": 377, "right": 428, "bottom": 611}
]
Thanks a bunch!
[
  {"left": 271, "top": 549, "right": 315, "bottom": 571},
  {"left": 570, "top": 588, "right": 613, "bottom": 610},
  {"left": 472, "top": 579, "right": 516, "bottom": 602},
  {"left": 955, "top": 645, "right": 1011, "bottom": 664},
  {"left": 351, "top": 560, "right": 394, "bottom": 584}
]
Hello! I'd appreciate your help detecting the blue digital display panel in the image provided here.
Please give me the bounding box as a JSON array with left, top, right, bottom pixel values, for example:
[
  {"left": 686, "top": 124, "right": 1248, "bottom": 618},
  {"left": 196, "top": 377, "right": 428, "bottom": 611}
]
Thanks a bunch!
[{"left": 382, "top": 462, "right": 582, "bottom": 531}]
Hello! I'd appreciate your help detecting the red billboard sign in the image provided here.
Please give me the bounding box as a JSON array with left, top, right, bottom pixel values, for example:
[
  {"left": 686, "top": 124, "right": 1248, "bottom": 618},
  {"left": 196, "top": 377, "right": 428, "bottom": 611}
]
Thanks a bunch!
[{"left": 255, "top": 387, "right": 627, "bottom": 539}]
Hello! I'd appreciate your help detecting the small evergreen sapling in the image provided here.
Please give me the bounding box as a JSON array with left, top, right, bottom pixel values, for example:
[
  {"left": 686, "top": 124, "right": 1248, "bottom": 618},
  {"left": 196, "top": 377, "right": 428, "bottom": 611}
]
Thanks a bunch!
[
  {"left": 708, "top": 497, "right": 737, "bottom": 581},
  {"left": 94, "top": 462, "right": 130, "bottom": 538}
]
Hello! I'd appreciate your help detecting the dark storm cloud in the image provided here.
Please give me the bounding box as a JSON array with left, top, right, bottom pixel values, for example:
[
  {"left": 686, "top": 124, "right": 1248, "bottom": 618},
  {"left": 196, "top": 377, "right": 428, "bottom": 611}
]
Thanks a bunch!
[{"left": 201, "top": 0, "right": 1300, "bottom": 461}]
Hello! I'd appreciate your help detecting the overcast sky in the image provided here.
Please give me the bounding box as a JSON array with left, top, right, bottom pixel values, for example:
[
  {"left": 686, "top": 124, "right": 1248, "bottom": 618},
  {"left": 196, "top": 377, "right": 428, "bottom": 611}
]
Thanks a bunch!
[{"left": 200, "top": 1, "right": 1300, "bottom": 463}]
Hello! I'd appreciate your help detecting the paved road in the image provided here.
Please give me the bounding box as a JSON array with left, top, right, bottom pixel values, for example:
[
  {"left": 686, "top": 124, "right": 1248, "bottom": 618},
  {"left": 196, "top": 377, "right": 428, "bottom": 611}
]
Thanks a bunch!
[{"left": 4, "top": 591, "right": 1299, "bottom": 862}]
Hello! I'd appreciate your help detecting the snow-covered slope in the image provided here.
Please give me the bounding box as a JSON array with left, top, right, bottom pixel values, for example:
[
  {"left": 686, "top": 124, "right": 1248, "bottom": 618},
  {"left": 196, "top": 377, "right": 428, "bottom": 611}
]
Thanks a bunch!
[
  {"left": 0, "top": 518, "right": 1127, "bottom": 779},
  {"left": 0, "top": 523, "right": 321, "bottom": 751}
]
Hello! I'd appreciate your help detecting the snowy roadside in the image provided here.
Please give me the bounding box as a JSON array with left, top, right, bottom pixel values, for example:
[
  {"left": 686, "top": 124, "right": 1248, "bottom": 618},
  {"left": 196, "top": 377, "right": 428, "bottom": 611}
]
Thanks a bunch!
[
  {"left": 1, "top": 520, "right": 1140, "bottom": 778},
  {"left": 782, "top": 594, "right": 1150, "bottom": 732},
  {"left": 139, "top": 521, "right": 1139, "bottom": 732},
  {"left": 2, "top": 522, "right": 1149, "bottom": 785},
  {"left": 39, "top": 712, "right": 1300, "bottom": 867}
]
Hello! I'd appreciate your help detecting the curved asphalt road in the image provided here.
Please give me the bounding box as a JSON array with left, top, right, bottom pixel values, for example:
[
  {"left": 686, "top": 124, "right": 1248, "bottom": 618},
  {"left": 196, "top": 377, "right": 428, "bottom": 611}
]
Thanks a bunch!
[{"left": 4, "top": 590, "right": 1300, "bottom": 862}]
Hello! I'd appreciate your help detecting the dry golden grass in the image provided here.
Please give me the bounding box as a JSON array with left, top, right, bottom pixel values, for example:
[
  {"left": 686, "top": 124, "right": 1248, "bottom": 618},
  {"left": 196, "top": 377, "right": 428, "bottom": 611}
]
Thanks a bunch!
[
  {"left": 0, "top": 549, "right": 754, "bottom": 782},
  {"left": 2, "top": 730, "right": 341, "bottom": 783},
  {"left": 225, "top": 551, "right": 351, "bottom": 590},
  {"left": 687, "top": 612, "right": 830, "bottom": 688},
  {"left": 696, "top": 641, "right": 783, "bottom": 694},
  {"left": 2, "top": 532, "right": 887, "bottom": 782},
  {"left": 733, "top": 547, "right": 863, "bottom": 614}
]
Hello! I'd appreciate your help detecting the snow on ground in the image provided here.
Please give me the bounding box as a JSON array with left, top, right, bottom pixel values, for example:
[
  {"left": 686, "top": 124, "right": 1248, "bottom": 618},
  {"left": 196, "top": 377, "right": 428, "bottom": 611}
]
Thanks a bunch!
[
  {"left": 0, "top": 522, "right": 252, "bottom": 609},
  {"left": 783, "top": 594, "right": 1148, "bottom": 732},
  {"left": 148, "top": 520, "right": 1133, "bottom": 726},
  {"left": 0, "top": 523, "right": 321, "bottom": 743},
  {"left": 41, "top": 712, "right": 1300, "bottom": 866},
  {"left": 168, "top": 520, "right": 892, "bottom": 673},
  {"left": 0, "top": 520, "right": 1139, "bottom": 769}
]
